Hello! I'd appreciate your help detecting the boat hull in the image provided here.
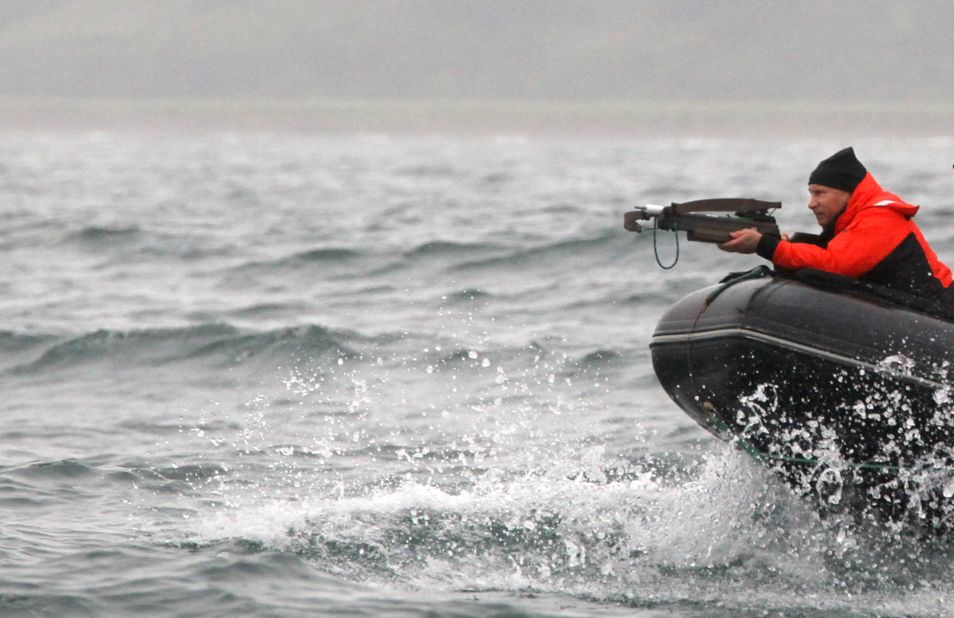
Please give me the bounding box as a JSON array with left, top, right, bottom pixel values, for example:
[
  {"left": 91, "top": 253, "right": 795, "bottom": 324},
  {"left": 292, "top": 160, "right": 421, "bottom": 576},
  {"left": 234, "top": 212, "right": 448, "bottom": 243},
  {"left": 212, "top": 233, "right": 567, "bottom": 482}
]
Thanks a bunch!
[{"left": 651, "top": 272, "right": 954, "bottom": 522}]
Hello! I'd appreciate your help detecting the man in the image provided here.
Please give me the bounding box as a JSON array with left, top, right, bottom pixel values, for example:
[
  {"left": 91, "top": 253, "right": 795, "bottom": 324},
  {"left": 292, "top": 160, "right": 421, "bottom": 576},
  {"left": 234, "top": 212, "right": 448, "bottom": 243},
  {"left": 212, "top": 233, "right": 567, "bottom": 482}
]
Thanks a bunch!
[{"left": 719, "top": 147, "right": 953, "bottom": 300}]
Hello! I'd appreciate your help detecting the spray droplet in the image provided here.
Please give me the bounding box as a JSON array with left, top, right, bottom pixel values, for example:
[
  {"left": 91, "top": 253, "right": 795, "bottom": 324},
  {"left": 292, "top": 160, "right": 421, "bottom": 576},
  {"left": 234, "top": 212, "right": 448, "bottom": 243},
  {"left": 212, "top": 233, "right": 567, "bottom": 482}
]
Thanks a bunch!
[{"left": 944, "top": 477, "right": 954, "bottom": 498}]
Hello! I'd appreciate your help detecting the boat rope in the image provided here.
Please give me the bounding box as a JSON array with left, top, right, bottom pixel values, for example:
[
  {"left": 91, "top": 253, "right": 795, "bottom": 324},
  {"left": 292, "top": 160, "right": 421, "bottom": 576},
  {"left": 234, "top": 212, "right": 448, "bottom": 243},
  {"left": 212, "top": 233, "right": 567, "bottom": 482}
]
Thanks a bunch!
[
  {"left": 704, "top": 265, "right": 773, "bottom": 305},
  {"left": 652, "top": 217, "right": 679, "bottom": 269}
]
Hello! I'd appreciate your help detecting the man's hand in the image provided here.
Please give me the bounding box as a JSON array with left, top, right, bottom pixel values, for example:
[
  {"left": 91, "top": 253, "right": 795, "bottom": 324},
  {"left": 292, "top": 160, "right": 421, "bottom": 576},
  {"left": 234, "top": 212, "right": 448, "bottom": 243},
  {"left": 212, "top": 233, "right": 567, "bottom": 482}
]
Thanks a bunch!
[{"left": 718, "top": 227, "right": 762, "bottom": 254}]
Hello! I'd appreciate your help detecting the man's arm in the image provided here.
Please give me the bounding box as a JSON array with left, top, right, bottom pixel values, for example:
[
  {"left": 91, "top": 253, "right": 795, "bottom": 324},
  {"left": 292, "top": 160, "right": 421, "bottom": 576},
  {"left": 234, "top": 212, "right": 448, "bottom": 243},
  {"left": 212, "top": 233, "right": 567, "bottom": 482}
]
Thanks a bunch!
[{"left": 758, "top": 210, "right": 909, "bottom": 276}]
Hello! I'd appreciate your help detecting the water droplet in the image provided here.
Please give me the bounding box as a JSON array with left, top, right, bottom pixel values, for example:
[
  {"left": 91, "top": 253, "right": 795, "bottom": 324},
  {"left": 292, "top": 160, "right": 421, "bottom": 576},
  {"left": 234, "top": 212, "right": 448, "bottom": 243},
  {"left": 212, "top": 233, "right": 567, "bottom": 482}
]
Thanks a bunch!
[
  {"left": 944, "top": 478, "right": 954, "bottom": 498},
  {"left": 935, "top": 389, "right": 951, "bottom": 405}
]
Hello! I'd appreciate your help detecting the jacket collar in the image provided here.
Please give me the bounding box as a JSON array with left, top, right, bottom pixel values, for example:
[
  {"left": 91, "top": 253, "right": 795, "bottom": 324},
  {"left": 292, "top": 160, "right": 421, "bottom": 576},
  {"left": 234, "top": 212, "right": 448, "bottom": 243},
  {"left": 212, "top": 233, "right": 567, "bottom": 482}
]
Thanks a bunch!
[{"left": 832, "top": 172, "right": 917, "bottom": 234}]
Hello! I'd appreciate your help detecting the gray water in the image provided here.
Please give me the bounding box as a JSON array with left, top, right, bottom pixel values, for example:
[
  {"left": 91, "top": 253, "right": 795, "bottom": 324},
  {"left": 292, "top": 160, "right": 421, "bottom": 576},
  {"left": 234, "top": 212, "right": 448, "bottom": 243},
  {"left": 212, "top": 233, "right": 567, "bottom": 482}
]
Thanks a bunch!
[{"left": 3, "top": 132, "right": 954, "bottom": 617}]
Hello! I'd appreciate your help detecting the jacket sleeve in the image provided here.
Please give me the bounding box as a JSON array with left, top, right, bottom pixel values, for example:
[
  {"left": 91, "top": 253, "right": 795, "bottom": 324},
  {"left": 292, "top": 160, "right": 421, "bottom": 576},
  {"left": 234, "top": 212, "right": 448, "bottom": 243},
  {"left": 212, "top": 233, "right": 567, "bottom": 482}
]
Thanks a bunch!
[{"left": 767, "top": 209, "right": 910, "bottom": 277}]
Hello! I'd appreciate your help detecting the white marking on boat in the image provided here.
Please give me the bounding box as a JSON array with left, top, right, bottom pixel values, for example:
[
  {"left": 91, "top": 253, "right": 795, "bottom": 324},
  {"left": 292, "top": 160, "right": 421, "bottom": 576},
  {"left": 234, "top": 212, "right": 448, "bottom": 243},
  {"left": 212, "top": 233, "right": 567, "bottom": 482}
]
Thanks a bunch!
[{"left": 650, "top": 327, "right": 948, "bottom": 390}]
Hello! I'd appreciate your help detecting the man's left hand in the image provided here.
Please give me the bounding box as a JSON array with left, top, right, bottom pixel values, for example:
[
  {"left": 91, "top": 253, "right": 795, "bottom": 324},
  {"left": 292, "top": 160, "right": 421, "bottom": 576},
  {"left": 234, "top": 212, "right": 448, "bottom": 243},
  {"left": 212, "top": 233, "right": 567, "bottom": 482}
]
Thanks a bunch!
[{"left": 718, "top": 228, "right": 762, "bottom": 254}]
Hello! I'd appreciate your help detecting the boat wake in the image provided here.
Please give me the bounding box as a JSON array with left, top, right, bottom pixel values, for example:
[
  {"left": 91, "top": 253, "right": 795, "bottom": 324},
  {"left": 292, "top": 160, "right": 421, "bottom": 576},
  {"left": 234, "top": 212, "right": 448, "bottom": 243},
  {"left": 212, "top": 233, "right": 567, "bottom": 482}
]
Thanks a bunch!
[{"left": 163, "top": 406, "right": 954, "bottom": 616}]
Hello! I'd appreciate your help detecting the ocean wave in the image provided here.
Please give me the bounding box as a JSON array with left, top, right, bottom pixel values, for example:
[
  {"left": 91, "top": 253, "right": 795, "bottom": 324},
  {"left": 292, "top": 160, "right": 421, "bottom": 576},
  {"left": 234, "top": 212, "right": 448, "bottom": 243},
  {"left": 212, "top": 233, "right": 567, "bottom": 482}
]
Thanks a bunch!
[
  {"left": 2, "top": 322, "right": 640, "bottom": 382},
  {"left": 401, "top": 240, "right": 503, "bottom": 259},
  {"left": 226, "top": 302, "right": 312, "bottom": 319},
  {"left": 227, "top": 234, "right": 620, "bottom": 280},
  {"left": 356, "top": 241, "right": 509, "bottom": 278},
  {"left": 619, "top": 290, "right": 658, "bottom": 305},
  {"left": 117, "top": 418, "right": 243, "bottom": 436},
  {"left": 0, "top": 330, "right": 54, "bottom": 352},
  {"left": 8, "top": 323, "right": 359, "bottom": 374},
  {"left": 14, "top": 323, "right": 239, "bottom": 372},
  {"left": 446, "top": 288, "right": 492, "bottom": 302},
  {"left": 6, "top": 458, "right": 100, "bottom": 480},
  {"left": 450, "top": 231, "right": 629, "bottom": 271},
  {"left": 60, "top": 225, "right": 229, "bottom": 261},
  {"left": 287, "top": 248, "right": 367, "bottom": 263},
  {"left": 433, "top": 341, "right": 550, "bottom": 367},
  {"left": 143, "top": 462, "right": 231, "bottom": 484},
  {"left": 577, "top": 349, "right": 623, "bottom": 366},
  {"left": 393, "top": 164, "right": 460, "bottom": 178},
  {"left": 181, "top": 324, "right": 356, "bottom": 367},
  {"left": 229, "top": 247, "right": 369, "bottom": 273},
  {"left": 64, "top": 225, "right": 142, "bottom": 244},
  {"left": 479, "top": 171, "right": 513, "bottom": 185},
  {"left": 0, "top": 329, "right": 85, "bottom": 373}
]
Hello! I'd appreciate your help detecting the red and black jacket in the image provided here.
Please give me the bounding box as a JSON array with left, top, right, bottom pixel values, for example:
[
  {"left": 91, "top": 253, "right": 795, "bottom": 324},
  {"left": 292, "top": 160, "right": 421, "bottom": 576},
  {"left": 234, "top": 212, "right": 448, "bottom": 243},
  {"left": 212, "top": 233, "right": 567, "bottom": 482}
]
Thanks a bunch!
[{"left": 756, "top": 172, "right": 953, "bottom": 299}]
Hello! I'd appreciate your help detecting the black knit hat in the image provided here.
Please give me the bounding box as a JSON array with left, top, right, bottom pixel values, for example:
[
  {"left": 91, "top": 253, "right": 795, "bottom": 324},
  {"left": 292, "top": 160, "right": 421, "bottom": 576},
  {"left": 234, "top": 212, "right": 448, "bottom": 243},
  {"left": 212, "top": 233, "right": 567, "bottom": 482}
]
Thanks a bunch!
[{"left": 808, "top": 147, "right": 867, "bottom": 193}]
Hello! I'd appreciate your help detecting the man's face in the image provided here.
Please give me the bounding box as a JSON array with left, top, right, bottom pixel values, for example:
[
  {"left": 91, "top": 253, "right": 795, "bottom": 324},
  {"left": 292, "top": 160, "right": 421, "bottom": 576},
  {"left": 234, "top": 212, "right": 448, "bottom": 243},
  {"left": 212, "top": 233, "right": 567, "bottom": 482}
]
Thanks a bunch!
[{"left": 807, "top": 184, "right": 851, "bottom": 227}]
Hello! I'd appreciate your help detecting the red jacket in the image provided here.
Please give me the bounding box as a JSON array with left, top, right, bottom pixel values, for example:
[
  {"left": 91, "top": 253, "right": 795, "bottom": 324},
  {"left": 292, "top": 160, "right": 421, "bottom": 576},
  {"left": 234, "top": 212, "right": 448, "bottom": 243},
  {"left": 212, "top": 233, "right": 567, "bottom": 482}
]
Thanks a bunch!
[{"left": 757, "top": 172, "right": 952, "bottom": 296}]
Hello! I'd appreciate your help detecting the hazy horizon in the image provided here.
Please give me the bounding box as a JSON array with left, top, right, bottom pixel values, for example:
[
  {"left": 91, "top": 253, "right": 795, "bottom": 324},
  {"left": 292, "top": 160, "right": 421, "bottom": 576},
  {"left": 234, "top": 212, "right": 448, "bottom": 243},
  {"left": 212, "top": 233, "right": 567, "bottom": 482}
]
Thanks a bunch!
[{"left": 3, "top": 0, "right": 953, "bottom": 133}]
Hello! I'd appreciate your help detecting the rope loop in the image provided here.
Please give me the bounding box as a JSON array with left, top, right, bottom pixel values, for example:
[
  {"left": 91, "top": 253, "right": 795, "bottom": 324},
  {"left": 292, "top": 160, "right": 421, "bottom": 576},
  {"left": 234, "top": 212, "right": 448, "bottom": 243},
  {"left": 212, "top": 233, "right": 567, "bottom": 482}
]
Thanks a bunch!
[{"left": 652, "top": 217, "right": 679, "bottom": 269}]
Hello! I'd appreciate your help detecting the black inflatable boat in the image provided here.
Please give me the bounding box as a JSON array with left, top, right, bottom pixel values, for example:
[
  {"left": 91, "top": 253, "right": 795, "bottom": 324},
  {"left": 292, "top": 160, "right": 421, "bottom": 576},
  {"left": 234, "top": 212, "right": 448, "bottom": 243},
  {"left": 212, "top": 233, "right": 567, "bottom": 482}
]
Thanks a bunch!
[{"left": 652, "top": 267, "right": 954, "bottom": 525}]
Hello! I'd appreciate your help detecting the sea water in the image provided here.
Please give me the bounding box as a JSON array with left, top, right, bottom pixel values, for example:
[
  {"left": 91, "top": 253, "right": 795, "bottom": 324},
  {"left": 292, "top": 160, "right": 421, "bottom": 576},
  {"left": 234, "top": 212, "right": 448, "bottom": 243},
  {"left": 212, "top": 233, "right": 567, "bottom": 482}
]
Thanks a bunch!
[{"left": 2, "top": 132, "right": 954, "bottom": 616}]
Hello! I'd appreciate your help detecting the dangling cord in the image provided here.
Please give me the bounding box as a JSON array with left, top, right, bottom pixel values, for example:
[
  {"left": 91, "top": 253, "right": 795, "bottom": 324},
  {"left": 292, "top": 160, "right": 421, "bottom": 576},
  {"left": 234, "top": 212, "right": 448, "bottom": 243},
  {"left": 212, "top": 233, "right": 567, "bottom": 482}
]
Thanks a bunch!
[{"left": 653, "top": 217, "right": 679, "bottom": 269}]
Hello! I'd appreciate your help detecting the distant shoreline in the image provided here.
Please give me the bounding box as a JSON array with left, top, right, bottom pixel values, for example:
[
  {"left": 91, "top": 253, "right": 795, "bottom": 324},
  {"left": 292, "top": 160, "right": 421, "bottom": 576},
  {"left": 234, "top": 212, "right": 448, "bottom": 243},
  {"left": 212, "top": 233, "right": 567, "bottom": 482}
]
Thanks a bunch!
[{"left": 2, "top": 98, "right": 953, "bottom": 136}]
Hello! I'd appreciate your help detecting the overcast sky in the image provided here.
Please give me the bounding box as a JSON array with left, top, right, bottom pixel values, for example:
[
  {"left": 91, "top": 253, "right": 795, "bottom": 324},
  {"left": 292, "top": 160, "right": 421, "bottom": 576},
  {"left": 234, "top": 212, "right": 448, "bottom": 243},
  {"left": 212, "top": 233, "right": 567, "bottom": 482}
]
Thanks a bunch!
[{"left": 1, "top": 0, "right": 953, "bottom": 104}]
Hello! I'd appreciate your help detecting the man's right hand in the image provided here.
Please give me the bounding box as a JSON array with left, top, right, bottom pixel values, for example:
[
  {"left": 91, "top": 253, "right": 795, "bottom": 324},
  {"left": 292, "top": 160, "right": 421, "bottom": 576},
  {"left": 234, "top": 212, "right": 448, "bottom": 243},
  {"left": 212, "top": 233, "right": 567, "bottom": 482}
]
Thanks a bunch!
[{"left": 718, "top": 228, "right": 762, "bottom": 254}]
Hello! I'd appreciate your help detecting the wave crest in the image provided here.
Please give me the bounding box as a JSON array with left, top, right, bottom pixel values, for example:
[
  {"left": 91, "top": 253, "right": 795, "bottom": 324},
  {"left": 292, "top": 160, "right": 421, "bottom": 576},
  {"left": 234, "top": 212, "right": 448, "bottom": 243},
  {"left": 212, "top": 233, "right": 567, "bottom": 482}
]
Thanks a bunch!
[{"left": 11, "top": 323, "right": 356, "bottom": 374}]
